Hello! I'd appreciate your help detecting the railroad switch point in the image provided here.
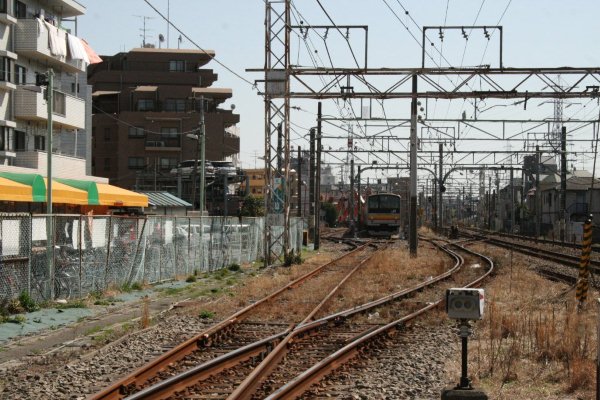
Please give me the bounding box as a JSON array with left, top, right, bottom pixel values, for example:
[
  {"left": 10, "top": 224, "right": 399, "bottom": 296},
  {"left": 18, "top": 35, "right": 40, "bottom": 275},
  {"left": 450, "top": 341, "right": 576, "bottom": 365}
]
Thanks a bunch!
[{"left": 441, "top": 387, "right": 488, "bottom": 400}]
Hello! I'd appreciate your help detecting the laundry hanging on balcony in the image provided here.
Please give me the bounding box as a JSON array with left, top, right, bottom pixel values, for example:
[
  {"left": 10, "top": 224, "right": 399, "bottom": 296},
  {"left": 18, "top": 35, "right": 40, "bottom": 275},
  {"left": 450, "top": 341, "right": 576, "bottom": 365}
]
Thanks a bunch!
[
  {"left": 80, "top": 39, "right": 102, "bottom": 64},
  {"left": 43, "top": 19, "right": 67, "bottom": 58},
  {"left": 67, "top": 34, "right": 89, "bottom": 64}
]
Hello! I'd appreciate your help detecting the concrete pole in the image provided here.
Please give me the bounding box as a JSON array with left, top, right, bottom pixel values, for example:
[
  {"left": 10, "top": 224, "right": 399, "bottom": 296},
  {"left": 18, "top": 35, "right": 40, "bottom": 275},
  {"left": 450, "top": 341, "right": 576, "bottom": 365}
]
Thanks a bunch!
[
  {"left": 199, "top": 96, "right": 206, "bottom": 214},
  {"left": 46, "top": 69, "right": 54, "bottom": 300},
  {"left": 357, "top": 166, "right": 362, "bottom": 227},
  {"left": 409, "top": 75, "right": 418, "bottom": 255}
]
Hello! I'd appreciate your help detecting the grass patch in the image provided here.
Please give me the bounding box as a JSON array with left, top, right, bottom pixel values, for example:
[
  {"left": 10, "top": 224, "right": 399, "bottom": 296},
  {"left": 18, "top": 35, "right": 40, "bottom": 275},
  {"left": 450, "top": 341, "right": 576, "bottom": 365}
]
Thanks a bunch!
[
  {"left": 199, "top": 310, "right": 214, "bottom": 319},
  {"left": 228, "top": 263, "right": 241, "bottom": 272},
  {"left": 185, "top": 275, "right": 197, "bottom": 283},
  {"left": 55, "top": 300, "right": 87, "bottom": 310}
]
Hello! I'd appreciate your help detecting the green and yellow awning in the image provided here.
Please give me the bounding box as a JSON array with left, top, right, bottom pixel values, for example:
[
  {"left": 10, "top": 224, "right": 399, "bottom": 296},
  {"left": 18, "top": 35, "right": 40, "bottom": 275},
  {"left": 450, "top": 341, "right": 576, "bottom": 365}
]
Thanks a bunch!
[{"left": 0, "top": 172, "right": 148, "bottom": 207}]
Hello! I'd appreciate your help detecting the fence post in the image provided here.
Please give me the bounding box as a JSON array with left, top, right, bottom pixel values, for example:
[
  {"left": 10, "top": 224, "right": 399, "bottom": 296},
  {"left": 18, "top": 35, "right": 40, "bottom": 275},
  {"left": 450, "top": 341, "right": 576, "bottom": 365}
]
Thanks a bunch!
[
  {"left": 27, "top": 214, "right": 32, "bottom": 298},
  {"left": 104, "top": 215, "right": 112, "bottom": 289},
  {"left": 577, "top": 215, "right": 593, "bottom": 305},
  {"left": 78, "top": 215, "right": 82, "bottom": 298}
]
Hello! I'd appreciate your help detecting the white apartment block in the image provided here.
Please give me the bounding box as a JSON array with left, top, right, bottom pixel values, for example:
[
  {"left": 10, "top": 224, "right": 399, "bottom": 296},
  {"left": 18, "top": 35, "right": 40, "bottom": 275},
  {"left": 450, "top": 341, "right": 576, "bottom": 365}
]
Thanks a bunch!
[{"left": 0, "top": 0, "right": 101, "bottom": 181}]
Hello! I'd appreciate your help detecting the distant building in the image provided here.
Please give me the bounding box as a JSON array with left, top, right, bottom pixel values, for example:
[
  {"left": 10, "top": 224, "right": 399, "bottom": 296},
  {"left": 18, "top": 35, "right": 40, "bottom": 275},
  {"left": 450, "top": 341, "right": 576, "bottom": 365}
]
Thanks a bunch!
[{"left": 88, "top": 48, "right": 240, "bottom": 205}]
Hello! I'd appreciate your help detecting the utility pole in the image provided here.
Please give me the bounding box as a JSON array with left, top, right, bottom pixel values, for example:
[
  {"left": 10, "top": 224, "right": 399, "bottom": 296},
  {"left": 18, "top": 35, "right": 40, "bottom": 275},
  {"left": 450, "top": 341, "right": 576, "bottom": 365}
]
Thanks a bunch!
[
  {"left": 314, "top": 102, "right": 322, "bottom": 250},
  {"left": 433, "top": 178, "right": 438, "bottom": 229},
  {"left": 536, "top": 145, "right": 541, "bottom": 239},
  {"left": 438, "top": 143, "right": 443, "bottom": 231},
  {"left": 199, "top": 96, "right": 206, "bottom": 214},
  {"left": 409, "top": 75, "right": 418, "bottom": 255},
  {"left": 309, "top": 128, "right": 315, "bottom": 240},
  {"left": 488, "top": 176, "right": 492, "bottom": 229},
  {"left": 45, "top": 69, "right": 54, "bottom": 300},
  {"left": 560, "top": 126, "right": 567, "bottom": 242}
]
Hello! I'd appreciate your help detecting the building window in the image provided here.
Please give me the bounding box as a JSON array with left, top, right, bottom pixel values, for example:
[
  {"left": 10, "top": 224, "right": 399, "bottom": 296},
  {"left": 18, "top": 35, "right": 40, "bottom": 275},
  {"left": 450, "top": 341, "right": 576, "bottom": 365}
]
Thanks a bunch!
[
  {"left": 0, "top": 0, "right": 7, "bottom": 14},
  {"left": 128, "top": 126, "right": 145, "bottom": 138},
  {"left": 164, "top": 98, "right": 186, "bottom": 112},
  {"left": 14, "top": 0, "right": 25, "bottom": 18},
  {"left": 0, "top": 57, "right": 11, "bottom": 82},
  {"left": 104, "top": 158, "right": 111, "bottom": 171},
  {"left": 104, "top": 127, "right": 111, "bottom": 141},
  {"left": 34, "top": 135, "right": 45, "bottom": 151},
  {"left": 168, "top": 60, "right": 185, "bottom": 72},
  {"left": 159, "top": 157, "right": 177, "bottom": 170},
  {"left": 52, "top": 90, "right": 66, "bottom": 116},
  {"left": 160, "top": 127, "right": 178, "bottom": 138},
  {"left": 13, "top": 130, "right": 25, "bottom": 150},
  {"left": 0, "top": 127, "right": 7, "bottom": 151},
  {"left": 15, "top": 65, "right": 25, "bottom": 85},
  {"left": 136, "top": 99, "right": 155, "bottom": 111},
  {"left": 128, "top": 157, "right": 145, "bottom": 169}
]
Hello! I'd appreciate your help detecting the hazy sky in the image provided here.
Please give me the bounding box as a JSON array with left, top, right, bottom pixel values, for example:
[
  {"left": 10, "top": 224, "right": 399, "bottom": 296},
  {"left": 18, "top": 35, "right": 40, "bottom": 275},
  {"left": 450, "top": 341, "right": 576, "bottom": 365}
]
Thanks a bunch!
[{"left": 76, "top": 0, "right": 600, "bottom": 179}]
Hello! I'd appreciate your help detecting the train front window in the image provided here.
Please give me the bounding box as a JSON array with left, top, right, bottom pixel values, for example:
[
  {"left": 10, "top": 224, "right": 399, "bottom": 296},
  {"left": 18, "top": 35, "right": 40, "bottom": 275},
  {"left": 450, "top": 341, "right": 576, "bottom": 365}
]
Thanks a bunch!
[{"left": 369, "top": 195, "right": 400, "bottom": 213}]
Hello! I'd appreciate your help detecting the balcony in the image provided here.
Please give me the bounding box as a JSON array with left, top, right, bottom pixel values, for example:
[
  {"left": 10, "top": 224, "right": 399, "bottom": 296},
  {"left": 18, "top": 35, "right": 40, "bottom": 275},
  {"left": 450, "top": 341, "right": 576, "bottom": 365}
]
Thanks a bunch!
[
  {"left": 144, "top": 141, "right": 181, "bottom": 151},
  {"left": 14, "top": 87, "right": 85, "bottom": 130},
  {"left": 15, "top": 19, "right": 85, "bottom": 73}
]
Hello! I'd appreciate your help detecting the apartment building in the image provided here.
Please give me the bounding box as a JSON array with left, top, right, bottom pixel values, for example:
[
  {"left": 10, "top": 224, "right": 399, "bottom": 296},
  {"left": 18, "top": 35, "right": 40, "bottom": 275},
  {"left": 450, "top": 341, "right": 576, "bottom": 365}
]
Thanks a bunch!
[
  {"left": 88, "top": 48, "right": 240, "bottom": 204},
  {"left": 0, "top": 0, "right": 97, "bottom": 180}
]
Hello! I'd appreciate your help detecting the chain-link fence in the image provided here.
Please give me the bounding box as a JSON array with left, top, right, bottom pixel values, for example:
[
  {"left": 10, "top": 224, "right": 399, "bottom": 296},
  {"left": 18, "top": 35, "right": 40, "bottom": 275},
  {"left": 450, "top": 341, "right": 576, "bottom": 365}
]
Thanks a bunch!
[{"left": 0, "top": 214, "right": 304, "bottom": 303}]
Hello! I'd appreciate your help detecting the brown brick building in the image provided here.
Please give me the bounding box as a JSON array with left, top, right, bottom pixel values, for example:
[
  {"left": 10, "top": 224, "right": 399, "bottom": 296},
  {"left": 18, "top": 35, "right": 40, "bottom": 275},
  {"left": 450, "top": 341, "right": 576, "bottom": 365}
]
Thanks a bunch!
[{"left": 88, "top": 48, "right": 240, "bottom": 201}]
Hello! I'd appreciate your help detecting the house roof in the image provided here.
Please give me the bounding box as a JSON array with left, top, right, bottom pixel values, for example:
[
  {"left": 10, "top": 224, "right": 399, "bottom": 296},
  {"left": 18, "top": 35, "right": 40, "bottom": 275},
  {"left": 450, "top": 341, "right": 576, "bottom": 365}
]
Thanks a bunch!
[{"left": 139, "top": 191, "right": 192, "bottom": 208}]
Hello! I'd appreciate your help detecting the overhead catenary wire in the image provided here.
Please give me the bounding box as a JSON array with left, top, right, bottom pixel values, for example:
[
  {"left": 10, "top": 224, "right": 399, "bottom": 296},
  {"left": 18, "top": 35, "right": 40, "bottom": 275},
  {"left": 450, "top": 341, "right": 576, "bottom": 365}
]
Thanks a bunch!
[{"left": 142, "top": 0, "right": 256, "bottom": 88}]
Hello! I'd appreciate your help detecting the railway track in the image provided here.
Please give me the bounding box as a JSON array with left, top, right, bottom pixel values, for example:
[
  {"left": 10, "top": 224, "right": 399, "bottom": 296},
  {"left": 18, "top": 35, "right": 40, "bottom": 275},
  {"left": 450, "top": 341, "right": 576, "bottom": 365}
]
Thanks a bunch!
[
  {"left": 464, "top": 230, "right": 600, "bottom": 272},
  {"left": 107, "top": 240, "right": 493, "bottom": 399},
  {"left": 92, "top": 239, "right": 381, "bottom": 400}
]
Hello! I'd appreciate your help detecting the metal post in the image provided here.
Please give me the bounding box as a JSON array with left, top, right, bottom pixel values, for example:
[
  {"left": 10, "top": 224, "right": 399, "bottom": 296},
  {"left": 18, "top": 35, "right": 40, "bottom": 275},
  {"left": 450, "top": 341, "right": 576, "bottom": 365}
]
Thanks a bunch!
[
  {"left": 357, "top": 165, "right": 362, "bottom": 227},
  {"left": 460, "top": 322, "right": 471, "bottom": 389},
  {"left": 439, "top": 143, "right": 443, "bottom": 231},
  {"left": 409, "top": 75, "right": 418, "bottom": 255},
  {"left": 314, "top": 102, "right": 322, "bottom": 250},
  {"left": 223, "top": 173, "right": 228, "bottom": 218},
  {"left": 46, "top": 69, "right": 54, "bottom": 300},
  {"left": 488, "top": 176, "right": 492, "bottom": 229},
  {"left": 309, "top": 128, "right": 315, "bottom": 241},
  {"left": 433, "top": 178, "right": 438, "bottom": 229},
  {"left": 350, "top": 158, "right": 355, "bottom": 236},
  {"left": 536, "top": 145, "right": 541, "bottom": 239},
  {"left": 297, "top": 146, "right": 302, "bottom": 217},
  {"left": 199, "top": 95, "right": 206, "bottom": 214},
  {"left": 560, "top": 126, "right": 567, "bottom": 242},
  {"left": 511, "top": 168, "right": 515, "bottom": 233}
]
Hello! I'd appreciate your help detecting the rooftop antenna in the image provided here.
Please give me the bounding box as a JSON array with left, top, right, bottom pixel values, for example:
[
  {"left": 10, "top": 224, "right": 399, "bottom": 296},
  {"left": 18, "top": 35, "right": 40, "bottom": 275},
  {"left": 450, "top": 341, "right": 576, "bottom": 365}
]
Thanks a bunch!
[
  {"left": 178, "top": 34, "right": 182, "bottom": 49},
  {"left": 133, "top": 15, "right": 155, "bottom": 47},
  {"left": 158, "top": 33, "right": 165, "bottom": 49}
]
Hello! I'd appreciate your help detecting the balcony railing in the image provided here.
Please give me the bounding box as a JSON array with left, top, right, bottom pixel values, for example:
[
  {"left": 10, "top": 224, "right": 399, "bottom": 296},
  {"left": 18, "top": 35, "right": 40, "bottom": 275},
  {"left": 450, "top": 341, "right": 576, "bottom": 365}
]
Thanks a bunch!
[
  {"left": 15, "top": 19, "right": 85, "bottom": 73},
  {"left": 14, "top": 87, "right": 85, "bottom": 130}
]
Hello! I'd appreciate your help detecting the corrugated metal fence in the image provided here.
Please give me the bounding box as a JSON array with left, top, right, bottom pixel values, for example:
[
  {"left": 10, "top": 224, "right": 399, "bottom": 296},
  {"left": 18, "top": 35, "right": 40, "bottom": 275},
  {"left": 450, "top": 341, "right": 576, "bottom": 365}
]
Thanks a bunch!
[{"left": 0, "top": 214, "right": 303, "bottom": 302}]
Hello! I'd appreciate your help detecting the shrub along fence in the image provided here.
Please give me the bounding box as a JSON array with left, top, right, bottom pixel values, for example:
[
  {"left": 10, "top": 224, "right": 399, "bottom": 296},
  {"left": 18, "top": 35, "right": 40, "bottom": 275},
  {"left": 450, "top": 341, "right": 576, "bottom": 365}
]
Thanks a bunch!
[{"left": 0, "top": 214, "right": 303, "bottom": 302}]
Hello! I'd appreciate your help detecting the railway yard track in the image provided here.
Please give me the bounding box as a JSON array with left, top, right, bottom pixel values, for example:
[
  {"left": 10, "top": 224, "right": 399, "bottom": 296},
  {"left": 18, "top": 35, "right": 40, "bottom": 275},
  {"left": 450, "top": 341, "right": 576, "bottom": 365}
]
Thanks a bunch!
[
  {"left": 2, "top": 230, "right": 592, "bottom": 399},
  {"left": 87, "top": 237, "right": 493, "bottom": 400}
]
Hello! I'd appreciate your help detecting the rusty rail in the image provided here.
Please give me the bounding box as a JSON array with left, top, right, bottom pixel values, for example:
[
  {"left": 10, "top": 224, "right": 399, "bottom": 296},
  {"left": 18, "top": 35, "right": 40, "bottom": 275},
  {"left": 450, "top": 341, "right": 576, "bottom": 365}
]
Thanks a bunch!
[
  {"left": 91, "top": 241, "right": 370, "bottom": 400},
  {"left": 266, "top": 243, "right": 494, "bottom": 399}
]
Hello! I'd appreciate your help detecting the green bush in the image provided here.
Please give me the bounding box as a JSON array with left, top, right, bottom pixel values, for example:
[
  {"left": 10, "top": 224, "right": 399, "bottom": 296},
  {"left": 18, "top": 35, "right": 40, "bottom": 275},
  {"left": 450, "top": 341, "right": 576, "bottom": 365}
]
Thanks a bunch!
[
  {"left": 18, "top": 291, "right": 39, "bottom": 313},
  {"left": 228, "top": 263, "right": 241, "bottom": 272},
  {"left": 185, "top": 275, "right": 197, "bottom": 283}
]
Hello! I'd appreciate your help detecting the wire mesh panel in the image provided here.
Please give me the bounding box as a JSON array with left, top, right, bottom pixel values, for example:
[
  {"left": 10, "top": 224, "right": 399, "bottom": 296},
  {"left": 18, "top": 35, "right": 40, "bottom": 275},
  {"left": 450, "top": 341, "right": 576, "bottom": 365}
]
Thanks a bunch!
[
  {"left": 0, "top": 213, "right": 276, "bottom": 303},
  {"left": 0, "top": 214, "right": 31, "bottom": 302}
]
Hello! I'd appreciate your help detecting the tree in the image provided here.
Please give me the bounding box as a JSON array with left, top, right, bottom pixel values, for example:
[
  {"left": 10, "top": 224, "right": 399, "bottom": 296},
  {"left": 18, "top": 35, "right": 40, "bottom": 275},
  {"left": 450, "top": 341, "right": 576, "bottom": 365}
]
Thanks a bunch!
[
  {"left": 240, "top": 195, "right": 265, "bottom": 217},
  {"left": 322, "top": 202, "right": 338, "bottom": 227}
]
